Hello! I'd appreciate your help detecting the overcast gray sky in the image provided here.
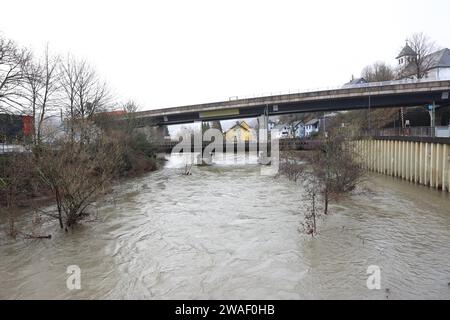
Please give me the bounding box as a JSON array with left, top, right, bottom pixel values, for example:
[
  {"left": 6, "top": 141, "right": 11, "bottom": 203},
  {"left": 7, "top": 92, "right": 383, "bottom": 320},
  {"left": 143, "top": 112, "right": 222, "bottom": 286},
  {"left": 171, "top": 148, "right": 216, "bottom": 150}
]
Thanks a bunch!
[{"left": 1, "top": 0, "right": 450, "bottom": 111}]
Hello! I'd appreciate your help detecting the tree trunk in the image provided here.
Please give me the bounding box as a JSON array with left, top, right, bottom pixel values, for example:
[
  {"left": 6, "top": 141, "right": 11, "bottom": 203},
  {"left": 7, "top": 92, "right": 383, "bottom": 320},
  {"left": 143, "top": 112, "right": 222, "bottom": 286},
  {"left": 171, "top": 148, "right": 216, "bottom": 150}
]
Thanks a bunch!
[
  {"left": 312, "top": 193, "right": 317, "bottom": 236},
  {"left": 55, "top": 189, "right": 63, "bottom": 229}
]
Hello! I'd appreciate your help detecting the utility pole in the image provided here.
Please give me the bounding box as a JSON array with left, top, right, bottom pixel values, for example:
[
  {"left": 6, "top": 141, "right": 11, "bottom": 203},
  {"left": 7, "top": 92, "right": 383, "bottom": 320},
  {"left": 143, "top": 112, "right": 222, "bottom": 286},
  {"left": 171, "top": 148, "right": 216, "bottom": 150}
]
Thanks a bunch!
[
  {"left": 428, "top": 102, "right": 436, "bottom": 137},
  {"left": 368, "top": 95, "right": 371, "bottom": 135},
  {"left": 400, "top": 107, "right": 405, "bottom": 136}
]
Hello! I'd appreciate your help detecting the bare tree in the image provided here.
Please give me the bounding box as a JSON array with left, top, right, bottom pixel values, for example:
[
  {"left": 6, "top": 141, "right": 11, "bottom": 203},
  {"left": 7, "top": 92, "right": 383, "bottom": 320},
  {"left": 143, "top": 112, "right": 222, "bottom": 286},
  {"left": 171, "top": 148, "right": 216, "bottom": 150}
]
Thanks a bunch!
[
  {"left": 309, "top": 125, "right": 365, "bottom": 215},
  {"left": 347, "top": 62, "right": 396, "bottom": 131},
  {"left": 277, "top": 150, "right": 305, "bottom": 182},
  {"left": 0, "top": 152, "right": 36, "bottom": 238},
  {"left": 37, "top": 123, "right": 123, "bottom": 229},
  {"left": 301, "top": 177, "right": 321, "bottom": 237},
  {"left": 59, "top": 57, "right": 111, "bottom": 143},
  {"left": 22, "top": 46, "right": 60, "bottom": 146},
  {"left": 122, "top": 99, "right": 139, "bottom": 134},
  {"left": 59, "top": 54, "right": 79, "bottom": 139},
  {"left": 279, "top": 122, "right": 365, "bottom": 236},
  {"left": 1, "top": 33, "right": 161, "bottom": 238},
  {"left": 0, "top": 36, "right": 30, "bottom": 113},
  {"left": 123, "top": 100, "right": 139, "bottom": 113},
  {"left": 401, "top": 33, "right": 437, "bottom": 79},
  {"left": 361, "top": 62, "right": 395, "bottom": 82},
  {"left": 60, "top": 58, "right": 110, "bottom": 116},
  {"left": 74, "top": 61, "right": 111, "bottom": 120}
]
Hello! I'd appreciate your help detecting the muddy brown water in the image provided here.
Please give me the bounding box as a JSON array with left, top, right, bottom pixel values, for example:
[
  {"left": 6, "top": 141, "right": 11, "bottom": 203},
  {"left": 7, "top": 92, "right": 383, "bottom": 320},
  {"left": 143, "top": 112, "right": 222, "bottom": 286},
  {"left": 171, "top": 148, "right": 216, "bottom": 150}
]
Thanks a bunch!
[{"left": 1, "top": 153, "right": 449, "bottom": 299}]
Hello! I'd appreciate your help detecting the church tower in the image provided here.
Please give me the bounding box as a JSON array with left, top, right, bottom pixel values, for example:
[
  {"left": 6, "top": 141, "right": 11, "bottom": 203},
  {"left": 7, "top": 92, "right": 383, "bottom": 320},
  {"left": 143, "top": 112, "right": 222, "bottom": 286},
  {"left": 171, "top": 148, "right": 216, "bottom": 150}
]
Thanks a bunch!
[{"left": 396, "top": 41, "right": 416, "bottom": 68}]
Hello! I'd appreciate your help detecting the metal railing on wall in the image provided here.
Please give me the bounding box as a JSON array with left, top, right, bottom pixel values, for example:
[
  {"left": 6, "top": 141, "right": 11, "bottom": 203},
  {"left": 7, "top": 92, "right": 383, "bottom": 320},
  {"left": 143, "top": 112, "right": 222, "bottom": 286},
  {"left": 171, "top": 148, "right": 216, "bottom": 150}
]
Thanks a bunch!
[
  {"left": 225, "top": 77, "right": 450, "bottom": 102},
  {"left": 365, "top": 126, "right": 450, "bottom": 138}
]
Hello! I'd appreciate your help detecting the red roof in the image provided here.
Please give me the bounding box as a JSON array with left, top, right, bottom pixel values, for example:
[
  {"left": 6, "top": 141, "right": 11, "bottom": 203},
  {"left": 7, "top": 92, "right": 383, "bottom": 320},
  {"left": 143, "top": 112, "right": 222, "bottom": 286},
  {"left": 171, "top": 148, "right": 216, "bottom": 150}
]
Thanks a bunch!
[{"left": 99, "top": 110, "right": 126, "bottom": 116}]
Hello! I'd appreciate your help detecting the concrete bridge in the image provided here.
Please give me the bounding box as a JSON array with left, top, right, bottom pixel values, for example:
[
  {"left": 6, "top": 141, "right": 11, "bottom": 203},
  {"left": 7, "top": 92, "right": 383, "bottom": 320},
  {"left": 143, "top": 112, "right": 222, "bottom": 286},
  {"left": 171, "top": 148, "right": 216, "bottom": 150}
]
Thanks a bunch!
[
  {"left": 118, "top": 79, "right": 450, "bottom": 164},
  {"left": 125, "top": 79, "right": 450, "bottom": 127}
]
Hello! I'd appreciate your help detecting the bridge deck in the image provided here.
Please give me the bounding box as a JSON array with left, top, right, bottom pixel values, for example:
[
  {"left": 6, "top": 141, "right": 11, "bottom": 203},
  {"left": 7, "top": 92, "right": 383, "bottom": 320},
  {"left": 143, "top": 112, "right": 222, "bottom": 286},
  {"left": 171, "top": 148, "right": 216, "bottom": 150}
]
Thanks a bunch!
[{"left": 121, "top": 79, "right": 450, "bottom": 126}]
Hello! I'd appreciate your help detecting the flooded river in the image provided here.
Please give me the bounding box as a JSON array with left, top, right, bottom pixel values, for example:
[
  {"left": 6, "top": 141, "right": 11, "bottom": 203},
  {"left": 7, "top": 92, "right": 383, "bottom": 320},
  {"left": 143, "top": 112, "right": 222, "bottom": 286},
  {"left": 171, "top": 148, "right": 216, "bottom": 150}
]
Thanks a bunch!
[{"left": 1, "top": 153, "right": 449, "bottom": 299}]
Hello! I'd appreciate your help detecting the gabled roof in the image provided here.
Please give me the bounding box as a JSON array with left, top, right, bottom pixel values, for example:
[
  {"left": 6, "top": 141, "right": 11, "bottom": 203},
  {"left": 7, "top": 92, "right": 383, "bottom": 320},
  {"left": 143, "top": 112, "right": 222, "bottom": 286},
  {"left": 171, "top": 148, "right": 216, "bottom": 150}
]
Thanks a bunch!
[
  {"left": 225, "top": 120, "right": 252, "bottom": 133},
  {"left": 292, "top": 120, "right": 305, "bottom": 128},
  {"left": 427, "top": 48, "right": 450, "bottom": 68},
  {"left": 399, "top": 47, "right": 450, "bottom": 78},
  {"left": 305, "top": 119, "right": 319, "bottom": 126},
  {"left": 273, "top": 123, "right": 290, "bottom": 130},
  {"left": 396, "top": 44, "right": 416, "bottom": 59},
  {"left": 344, "top": 77, "right": 367, "bottom": 86}
]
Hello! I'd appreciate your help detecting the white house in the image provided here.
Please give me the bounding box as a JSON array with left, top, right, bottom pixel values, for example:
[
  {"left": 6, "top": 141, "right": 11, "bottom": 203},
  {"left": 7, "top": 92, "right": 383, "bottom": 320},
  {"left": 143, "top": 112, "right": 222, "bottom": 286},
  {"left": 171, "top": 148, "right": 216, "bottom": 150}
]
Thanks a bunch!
[
  {"left": 271, "top": 123, "right": 290, "bottom": 139},
  {"left": 343, "top": 77, "right": 368, "bottom": 88},
  {"left": 304, "top": 119, "right": 320, "bottom": 137},
  {"left": 291, "top": 120, "right": 305, "bottom": 138},
  {"left": 268, "top": 119, "right": 277, "bottom": 131},
  {"left": 397, "top": 43, "right": 450, "bottom": 80}
]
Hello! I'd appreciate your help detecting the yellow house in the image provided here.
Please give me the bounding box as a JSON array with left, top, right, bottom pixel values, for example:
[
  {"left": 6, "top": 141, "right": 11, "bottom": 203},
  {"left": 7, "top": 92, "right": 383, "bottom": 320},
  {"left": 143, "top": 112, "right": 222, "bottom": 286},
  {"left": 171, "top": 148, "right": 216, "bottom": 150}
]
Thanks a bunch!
[{"left": 224, "top": 121, "right": 255, "bottom": 142}]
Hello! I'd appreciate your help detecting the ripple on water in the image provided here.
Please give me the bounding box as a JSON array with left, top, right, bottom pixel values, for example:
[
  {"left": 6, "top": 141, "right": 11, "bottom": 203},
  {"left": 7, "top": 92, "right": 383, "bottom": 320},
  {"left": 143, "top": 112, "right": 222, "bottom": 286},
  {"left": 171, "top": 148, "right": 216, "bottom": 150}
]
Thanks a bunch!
[{"left": 0, "top": 154, "right": 449, "bottom": 299}]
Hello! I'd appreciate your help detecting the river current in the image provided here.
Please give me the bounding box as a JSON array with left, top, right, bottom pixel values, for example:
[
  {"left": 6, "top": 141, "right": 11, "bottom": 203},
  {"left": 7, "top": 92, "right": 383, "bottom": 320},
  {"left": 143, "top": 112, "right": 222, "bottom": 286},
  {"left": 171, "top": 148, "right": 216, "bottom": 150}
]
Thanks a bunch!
[{"left": 1, "top": 153, "right": 449, "bottom": 299}]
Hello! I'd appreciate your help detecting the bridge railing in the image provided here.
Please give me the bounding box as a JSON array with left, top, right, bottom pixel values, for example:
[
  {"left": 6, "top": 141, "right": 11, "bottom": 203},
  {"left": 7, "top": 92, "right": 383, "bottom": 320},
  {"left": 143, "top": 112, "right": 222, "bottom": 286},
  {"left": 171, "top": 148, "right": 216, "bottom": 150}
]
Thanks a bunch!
[
  {"left": 225, "top": 77, "right": 450, "bottom": 101},
  {"left": 365, "top": 126, "right": 450, "bottom": 138}
]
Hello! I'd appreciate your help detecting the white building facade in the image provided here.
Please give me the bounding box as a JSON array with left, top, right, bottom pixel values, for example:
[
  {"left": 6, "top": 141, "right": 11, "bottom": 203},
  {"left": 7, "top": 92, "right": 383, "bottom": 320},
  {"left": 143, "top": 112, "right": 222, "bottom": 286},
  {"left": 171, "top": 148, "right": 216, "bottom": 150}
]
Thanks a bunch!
[{"left": 396, "top": 44, "right": 450, "bottom": 80}]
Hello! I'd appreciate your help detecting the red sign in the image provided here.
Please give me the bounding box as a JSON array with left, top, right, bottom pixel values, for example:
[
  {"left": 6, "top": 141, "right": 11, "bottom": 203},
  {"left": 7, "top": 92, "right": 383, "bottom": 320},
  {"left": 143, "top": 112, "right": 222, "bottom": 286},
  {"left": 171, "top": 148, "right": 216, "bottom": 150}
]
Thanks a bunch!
[{"left": 22, "top": 115, "right": 34, "bottom": 136}]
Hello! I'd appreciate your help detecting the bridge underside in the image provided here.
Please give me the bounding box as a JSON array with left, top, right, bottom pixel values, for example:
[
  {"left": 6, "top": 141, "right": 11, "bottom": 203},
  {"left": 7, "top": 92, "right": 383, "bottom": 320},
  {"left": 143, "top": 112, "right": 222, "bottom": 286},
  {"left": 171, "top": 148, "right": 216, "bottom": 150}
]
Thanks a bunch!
[{"left": 133, "top": 90, "right": 450, "bottom": 127}]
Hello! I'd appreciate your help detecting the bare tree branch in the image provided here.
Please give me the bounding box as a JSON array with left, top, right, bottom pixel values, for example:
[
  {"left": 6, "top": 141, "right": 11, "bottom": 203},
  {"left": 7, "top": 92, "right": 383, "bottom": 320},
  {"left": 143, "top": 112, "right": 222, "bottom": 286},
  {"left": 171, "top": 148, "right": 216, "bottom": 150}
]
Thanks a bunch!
[
  {"left": 0, "top": 36, "right": 30, "bottom": 114},
  {"left": 22, "top": 45, "right": 60, "bottom": 145},
  {"left": 398, "top": 32, "right": 438, "bottom": 79}
]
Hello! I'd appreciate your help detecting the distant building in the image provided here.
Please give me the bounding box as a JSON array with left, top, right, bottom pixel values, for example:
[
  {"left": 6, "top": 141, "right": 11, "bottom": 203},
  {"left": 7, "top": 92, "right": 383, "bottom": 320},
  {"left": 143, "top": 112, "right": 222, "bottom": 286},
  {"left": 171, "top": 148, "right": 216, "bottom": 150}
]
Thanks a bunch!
[
  {"left": 396, "top": 43, "right": 417, "bottom": 69},
  {"left": 397, "top": 43, "right": 450, "bottom": 80},
  {"left": 224, "top": 120, "right": 256, "bottom": 142},
  {"left": 210, "top": 120, "right": 223, "bottom": 133},
  {"left": 0, "top": 114, "right": 34, "bottom": 142},
  {"left": 96, "top": 110, "right": 127, "bottom": 117},
  {"left": 291, "top": 120, "right": 306, "bottom": 138},
  {"left": 343, "top": 77, "right": 368, "bottom": 87},
  {"left": 271, "top": 123, "right": 291, "bottom": 139},
  {"left": 269, "top": 120, "right": 306, "bottom": 139},
  {"left": 268, "top": 119, "right": 277, "bottom": 131},
  {"left": 304, "top": 119, "right": 320, "bottom": 137}
]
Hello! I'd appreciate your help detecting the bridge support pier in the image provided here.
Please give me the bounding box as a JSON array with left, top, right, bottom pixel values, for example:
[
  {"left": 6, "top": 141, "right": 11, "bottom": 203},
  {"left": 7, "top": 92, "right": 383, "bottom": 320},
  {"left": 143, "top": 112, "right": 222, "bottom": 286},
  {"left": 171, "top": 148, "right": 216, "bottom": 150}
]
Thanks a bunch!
[
  {"left": 257, "top": 110, "right": 270, "bottom": 165},
  {"left": 194, "top": 120, "right": 213, "bottom": 166},
  {"left": 196, "top": 152, "right": 212, "bottom": 166}
]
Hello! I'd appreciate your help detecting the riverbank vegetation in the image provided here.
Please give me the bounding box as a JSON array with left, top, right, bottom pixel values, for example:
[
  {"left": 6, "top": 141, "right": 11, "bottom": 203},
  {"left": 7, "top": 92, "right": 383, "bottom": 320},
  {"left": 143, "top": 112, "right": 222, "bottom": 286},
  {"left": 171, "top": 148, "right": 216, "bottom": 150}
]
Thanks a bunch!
[
  {"left": 0, "top": 34, "right": 159, "bottom": 237},
  {"left": 278, "top": 120, "right": 365, "bottom": 237}
]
